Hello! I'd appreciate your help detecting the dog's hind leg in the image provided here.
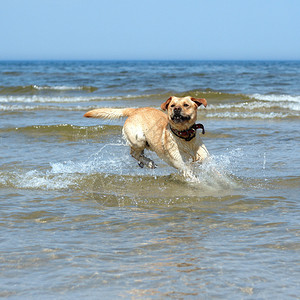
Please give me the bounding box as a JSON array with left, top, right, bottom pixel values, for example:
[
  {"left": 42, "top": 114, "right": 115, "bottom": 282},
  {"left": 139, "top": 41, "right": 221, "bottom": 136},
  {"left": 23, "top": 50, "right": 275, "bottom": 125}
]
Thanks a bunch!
[
  {"left": 123, "top": 126, "right": 156, "bottom": 169},
  {"left": 130, "top": 148, "right": 156, "bottom": 169}
]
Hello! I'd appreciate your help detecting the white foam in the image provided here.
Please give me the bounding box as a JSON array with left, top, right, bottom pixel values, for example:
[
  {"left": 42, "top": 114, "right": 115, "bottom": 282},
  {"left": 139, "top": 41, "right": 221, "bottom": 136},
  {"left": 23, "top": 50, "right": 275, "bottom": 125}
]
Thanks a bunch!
[
  {"left": 1, "top": 169, "right": 80, "bottom": 190},
  {"left": 0, "top": 143, "right": 283, "bottom": 192},
  {"left": 0, "top": 104, "right": 38, "bottom": 111},
  {"left": 50, "top": 160, "right": 100, "bottom": 175},
  {"left": 206, "top": 98, "right": 300, "bottom": 118},
  {"left": 0, "top": 104, "right": 95, "bottom": 111},
  {"left": 206, "top": 111, "right": 291, "bottom": 119},
  {"left": 0, "top": 95, "right": 100, "bottom": 103},
  {"left": 32, "top": 85, "right": 89, "bottom": 91},
  {"left": 18, "top": 170, "right": 71, "bottom": 189},
  {"left": 185, "top": 149, "right": 243, "bottom": 189},
  {"left": 251, "top": 94, "right": 300, "bottom": 103},
  {"left": 50, "top": 143, "right": 131, "bottom": 174},
  {"left": 0, "top": 93, "right": 156, "bottom": 104},
  {"left": 0, "top": 93, "right": 158, "bottom": 104},
  {"left": 0, "top": 143, "right": 139, "bottom": 190},
  {"left": 209, "top": 100, "right": 300, "bottom": 111}
]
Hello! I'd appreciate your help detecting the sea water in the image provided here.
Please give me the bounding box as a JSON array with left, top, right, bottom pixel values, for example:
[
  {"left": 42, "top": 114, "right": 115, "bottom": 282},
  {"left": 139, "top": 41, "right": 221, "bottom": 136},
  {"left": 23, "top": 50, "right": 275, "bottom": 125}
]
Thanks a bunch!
[{"left": 0, "top": 61, "right": 300, "bottom": 299}]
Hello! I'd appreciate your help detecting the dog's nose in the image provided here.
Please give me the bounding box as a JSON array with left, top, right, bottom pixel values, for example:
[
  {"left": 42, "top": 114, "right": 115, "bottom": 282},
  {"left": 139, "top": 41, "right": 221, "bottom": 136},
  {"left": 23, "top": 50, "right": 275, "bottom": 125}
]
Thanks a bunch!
[{"left": 174, "top": 107, "right": 181, "bottom": 114}]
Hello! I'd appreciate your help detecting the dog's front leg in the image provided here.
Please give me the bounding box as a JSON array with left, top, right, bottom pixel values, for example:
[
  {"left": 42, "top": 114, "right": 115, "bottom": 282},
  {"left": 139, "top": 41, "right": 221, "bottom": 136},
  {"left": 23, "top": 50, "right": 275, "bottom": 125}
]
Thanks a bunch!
[
  {"left": 193, "top": 143, "right": 210, "bottom": 163},
  {"left": 165, "top": 152, "right": 196, "bottom": 179}
]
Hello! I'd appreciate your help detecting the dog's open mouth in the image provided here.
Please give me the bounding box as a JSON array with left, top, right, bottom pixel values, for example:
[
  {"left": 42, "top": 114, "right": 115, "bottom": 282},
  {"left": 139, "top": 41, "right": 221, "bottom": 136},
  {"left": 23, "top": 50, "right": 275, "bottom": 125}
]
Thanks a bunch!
[{"left": 171, "top": 114, "right": 191, "bottom": 123}]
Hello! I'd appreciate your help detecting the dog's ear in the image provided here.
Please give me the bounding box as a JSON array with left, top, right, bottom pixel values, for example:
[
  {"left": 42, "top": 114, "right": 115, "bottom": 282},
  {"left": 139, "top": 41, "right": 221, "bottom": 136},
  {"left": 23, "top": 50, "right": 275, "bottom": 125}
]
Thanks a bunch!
[
  {"left": 161, "top": 97, "right": 173, "bottom": 111},
  {"left": 191, "top": 97, "right": 207, "bottom": 108}
]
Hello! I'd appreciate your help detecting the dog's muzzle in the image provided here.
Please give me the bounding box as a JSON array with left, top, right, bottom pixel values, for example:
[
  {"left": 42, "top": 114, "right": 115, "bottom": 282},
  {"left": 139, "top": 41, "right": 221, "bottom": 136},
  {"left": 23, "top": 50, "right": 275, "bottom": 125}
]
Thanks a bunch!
[{"left": 171, "top": 110, "right": 191, "bottom": 123}]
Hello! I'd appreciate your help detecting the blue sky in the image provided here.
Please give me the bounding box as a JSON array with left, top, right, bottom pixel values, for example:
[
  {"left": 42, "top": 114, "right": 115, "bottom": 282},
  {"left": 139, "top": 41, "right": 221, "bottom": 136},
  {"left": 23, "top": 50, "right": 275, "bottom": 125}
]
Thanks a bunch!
[{"left": 0, "top": 0, "right": 299, "bottom": 60}]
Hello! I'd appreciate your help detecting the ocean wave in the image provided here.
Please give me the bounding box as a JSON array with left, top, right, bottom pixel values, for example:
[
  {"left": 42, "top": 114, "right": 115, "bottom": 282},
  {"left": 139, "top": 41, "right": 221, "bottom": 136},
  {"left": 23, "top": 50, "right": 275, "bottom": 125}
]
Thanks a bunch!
[
  {"left": 1, "top": 104, "right": 299, "bottom": 120},
  {"left": 0, "top": 95, "right": 108, "bottom": 103},
  {"left": 0, "top": 104, "right": 90, "bottom": 111},
  {"left": 204, "top": 100, "right": 300, "bottom": 119},
  {"left": 0, "top": 104, "right": 39, "bottom": 111},
  {"left": 251, "top": 93, "right": 300, "bottom": 103},
  {"left": 0, "top": 87, "right": 249, "bottom": 103},
  {"left": 2, "top": 71, "right": 23, "bottom": 76},
  {"left": 0, "top": 94, "right": 157, "bottom": 104},
  {"left": 208, "top": 100, "right": 300, "bottom": 112},
  {"left": 0, "top": 88, "right": 264, "bottom": 104},
  {"left": 33, "top": 85, "right": 98, "bottom": 92},
  {"left": 175, "top": 89, "right": 250, "bottom": 102},
  {"left": 205, "top": 111, "right": 294, "bottom": 119},
  {"left": 4, "top": 124, "right": 122, "bottom": 139},
  {"left": 0, "top": 85, "right": 98, "bottom": 94},
  {"left": 1, "top": 89, "right": 300, "bottom": 118}
]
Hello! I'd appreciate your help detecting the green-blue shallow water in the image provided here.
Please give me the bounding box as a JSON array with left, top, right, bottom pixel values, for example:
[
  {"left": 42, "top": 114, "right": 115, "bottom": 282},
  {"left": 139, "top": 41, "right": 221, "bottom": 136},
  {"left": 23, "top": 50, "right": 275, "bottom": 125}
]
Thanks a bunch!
[{"left": 0, "top": 61, "right": 300, "bottom": 299}]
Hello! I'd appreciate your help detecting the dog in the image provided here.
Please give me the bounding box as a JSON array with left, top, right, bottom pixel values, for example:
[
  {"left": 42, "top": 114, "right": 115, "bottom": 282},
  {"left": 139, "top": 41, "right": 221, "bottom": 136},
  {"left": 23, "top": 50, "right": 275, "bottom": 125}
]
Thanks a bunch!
[{"left": 84, "top": 96, "right": 209, "bottom": 177}]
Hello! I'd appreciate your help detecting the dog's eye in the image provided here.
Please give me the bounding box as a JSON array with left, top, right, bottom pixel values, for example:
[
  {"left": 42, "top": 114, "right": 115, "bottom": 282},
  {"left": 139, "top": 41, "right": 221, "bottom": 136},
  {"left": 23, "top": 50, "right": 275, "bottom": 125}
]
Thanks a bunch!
[
  {"left": 183, "top": 104, "right": 189, "bottom": 107},
  {"left": 170, "top": 104, "right": 175, "bottom": 107}
]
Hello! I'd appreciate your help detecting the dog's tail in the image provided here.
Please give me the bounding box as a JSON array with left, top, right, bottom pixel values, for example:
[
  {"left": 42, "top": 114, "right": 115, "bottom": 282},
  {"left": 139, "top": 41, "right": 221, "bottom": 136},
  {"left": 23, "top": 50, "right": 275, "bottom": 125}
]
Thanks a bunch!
[{"left": 84, "top": 108, "right": 137, "bottom": 119}]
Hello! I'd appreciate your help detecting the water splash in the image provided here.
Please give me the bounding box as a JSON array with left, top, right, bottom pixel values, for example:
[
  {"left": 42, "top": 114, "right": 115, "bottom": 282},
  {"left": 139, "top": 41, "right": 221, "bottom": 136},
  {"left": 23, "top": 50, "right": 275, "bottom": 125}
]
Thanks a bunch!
[
  {"left": 182, "top": 149, "right": 243, "bottom": 191},
  {"left": 0, "top": 144, "right": 268, "bottom": 198}
]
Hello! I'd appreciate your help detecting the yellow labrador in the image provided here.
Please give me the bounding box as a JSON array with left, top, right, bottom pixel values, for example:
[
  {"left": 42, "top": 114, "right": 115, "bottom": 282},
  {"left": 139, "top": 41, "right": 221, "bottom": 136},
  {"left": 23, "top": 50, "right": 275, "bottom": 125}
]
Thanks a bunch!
[{"left": 84, "top": 96, "right": 209, "bottom": 177}]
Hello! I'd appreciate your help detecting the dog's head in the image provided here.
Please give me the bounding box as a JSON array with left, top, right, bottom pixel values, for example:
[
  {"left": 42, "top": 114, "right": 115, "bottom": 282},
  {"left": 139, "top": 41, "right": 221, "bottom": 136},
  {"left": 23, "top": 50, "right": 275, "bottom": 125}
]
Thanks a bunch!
[{"left": 161, "top": 96, "right": 207, "bottom": 130}]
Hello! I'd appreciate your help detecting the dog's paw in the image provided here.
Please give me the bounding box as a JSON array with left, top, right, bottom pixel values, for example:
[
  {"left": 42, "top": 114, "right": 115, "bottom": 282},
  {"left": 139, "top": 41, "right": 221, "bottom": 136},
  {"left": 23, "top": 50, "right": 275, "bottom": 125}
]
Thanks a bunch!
[
  {"left": 138, "top": 160, "right": 156, "bottom": 169},
  {"left": 147, "top": 161, "right": 157, "bottom": 169}
]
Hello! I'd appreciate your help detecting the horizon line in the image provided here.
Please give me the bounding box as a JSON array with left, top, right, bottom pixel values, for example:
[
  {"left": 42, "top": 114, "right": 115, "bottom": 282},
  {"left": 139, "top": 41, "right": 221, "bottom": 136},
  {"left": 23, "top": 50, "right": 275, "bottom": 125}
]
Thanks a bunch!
[{"left": 1, "top": 58, "right": 300, "bottom": 62}]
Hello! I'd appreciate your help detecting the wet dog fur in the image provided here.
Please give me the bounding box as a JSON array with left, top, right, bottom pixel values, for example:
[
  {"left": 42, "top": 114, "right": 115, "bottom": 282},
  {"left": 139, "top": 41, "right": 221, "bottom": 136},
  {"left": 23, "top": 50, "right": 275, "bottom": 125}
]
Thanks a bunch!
[{"left": 84, "top": 96, "right": 209, "bottom": 177}]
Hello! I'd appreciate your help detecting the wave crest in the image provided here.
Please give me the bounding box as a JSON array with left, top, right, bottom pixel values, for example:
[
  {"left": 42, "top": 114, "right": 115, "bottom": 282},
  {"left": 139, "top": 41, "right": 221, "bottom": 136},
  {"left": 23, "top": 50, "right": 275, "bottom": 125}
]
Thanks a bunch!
[{"left": 0, "top": 85, "right": 98, "bottom": 95}]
